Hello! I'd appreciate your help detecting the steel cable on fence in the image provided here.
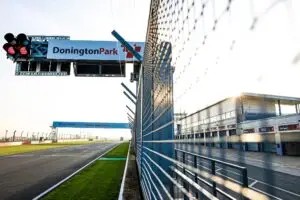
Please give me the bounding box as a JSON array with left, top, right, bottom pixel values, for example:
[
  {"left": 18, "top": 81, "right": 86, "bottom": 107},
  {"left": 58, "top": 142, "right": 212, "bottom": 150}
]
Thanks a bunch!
[{"left": 134, "top": 0, "right": 299, "bottom": 199}]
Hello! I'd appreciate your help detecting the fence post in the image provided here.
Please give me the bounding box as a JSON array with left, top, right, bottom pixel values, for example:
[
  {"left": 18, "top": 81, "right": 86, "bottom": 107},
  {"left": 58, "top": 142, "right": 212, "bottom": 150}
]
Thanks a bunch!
[
  {"left": 173, "top": 149, "right": 178, "bottom": 198},
  {"left": 211, "top": 160, "right": 217, "bottom": 196},
  {"left": 242, "top": 168, "right": 249, "bottom": 200},
  {"left": 242, "top": 168, "right": 248, "bottom": 187},
  {"left": 182, "top": 152, "right": 188, "bottom": 200},
  {"left": 194, "top": 155, "right": 199, "bottom": 199}
]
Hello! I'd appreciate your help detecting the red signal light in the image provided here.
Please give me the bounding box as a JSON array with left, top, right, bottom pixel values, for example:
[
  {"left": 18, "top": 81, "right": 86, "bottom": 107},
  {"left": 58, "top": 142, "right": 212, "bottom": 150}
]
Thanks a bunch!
[
  {"left": 19, "top": 46, "right": 28, "bottom": 55},
  {"left": 3, "top": 33, "right": 31, "bottom": 61},
  {"left": 3, "top": 43, "right": 16, "bottom": 55},
  {"left": 8, "top": 47, "right": 15, "bottom": 55}
]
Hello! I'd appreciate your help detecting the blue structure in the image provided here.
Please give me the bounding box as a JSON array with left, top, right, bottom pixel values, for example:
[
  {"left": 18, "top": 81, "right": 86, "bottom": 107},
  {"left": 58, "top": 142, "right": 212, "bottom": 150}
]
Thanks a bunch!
[{"left": 52, "top": 121, "right": 130, "bottom": 129}]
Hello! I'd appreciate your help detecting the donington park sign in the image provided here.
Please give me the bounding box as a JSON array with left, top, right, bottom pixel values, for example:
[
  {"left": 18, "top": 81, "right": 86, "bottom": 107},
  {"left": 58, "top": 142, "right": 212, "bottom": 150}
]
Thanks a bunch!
[{"left": 46, "top": 40, "right": 144, "bottom": 61}]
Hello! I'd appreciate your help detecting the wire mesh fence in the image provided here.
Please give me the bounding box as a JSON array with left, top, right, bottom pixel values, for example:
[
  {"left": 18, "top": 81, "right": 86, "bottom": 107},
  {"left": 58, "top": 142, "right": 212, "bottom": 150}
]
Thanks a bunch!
[{"left": 133, "top": 0, "right": 300, "bottom": 199}]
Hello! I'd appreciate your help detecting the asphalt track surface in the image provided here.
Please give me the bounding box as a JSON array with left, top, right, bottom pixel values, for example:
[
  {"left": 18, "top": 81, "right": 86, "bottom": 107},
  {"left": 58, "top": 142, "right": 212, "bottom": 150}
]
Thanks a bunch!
[{"left": 0, "top": 142, "right": 117, "bottom": 200}]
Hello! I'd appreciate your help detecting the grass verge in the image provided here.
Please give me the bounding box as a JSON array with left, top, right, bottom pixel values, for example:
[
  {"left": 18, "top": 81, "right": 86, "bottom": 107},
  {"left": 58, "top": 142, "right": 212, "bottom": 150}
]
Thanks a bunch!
[
  {"left": 0, "top": 144, "right": 67, "bottom": 156},
  {"left": 0, "top": 140, "right": 109, "bottom": 156},
  {"left": 43, "top": 142, "right": 129, "bottom": 200}
]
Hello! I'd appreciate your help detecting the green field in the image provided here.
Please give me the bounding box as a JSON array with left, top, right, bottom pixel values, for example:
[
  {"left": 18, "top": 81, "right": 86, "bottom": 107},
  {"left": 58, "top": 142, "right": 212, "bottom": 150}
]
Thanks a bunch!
[
  {"left": 43, "top": 142, "right": 129, "bottom": 200},
  {"left": 0, "top": 140, "right": 109, "bottom": 156},
  {"left": 0, "top": 144, "right": 68, "bottom": 156}
]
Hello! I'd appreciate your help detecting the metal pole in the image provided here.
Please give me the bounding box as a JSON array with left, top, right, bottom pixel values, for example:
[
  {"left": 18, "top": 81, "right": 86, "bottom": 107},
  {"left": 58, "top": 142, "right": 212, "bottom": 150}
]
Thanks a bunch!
[
  {"left": 126, "top": 105, "right": 135, "bottom": 115},
  {"left": 211, "top": 160, "right": 217, "bottom": 196},
  {"left": 123, "top": 91, "right": 136, "bottom": 105},
  {"left": 182, "top": 152, "right": 188, "bottom": 200},
  {"left": 111, "top": 30, "right": 143, "bottom": 62},
  {"left": 127, "top": 113, "right": 134, "bottom": 121},
  {"left": 5, "top": 130, "right": 8, "bottom": 141},
  {"left": 13, "top": 130, "right": 16, "bottom": 142},
  {"left": 121, "top": 82, "right": 137, "bottom": 99},
  {"left": 242, "top": 168, "right": 249, "bottom": 200}
]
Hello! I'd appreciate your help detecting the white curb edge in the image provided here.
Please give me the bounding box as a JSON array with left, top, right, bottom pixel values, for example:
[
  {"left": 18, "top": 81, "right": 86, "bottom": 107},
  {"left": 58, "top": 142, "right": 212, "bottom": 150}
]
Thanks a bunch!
[{"left": 118, "top": 141, "right": 131, "bottom": 200}]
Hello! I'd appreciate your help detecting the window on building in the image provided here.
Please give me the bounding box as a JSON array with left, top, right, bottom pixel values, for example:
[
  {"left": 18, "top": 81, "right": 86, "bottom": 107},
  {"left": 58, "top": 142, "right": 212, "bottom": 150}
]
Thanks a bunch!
[
  {"left": 259, "top": 127, "right": 274, "bottom": 133},
  {"left": 243, "top": 128, "right": 255, "bottom": 133},
  {"left": 230, "top": 111, "right": 236, "bottom": 118},
  {"left": 193, "top": 114, "right": 198, "bottom": 123},
  {"left": 226, "top": 112, "right": 231, "bottom": 119},
  {"left": 275, "top": 103, "right": 281, "bottom": 116},
  {"left": 222, "top": 113, "right": 226, "bottom": 120},
  {"left": 281, "top": 104, "right": 297, "bottom": 115}
]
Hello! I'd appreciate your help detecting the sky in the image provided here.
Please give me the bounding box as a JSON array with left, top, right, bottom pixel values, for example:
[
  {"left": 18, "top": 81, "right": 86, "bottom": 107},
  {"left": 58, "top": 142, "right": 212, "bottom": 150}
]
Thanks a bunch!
[
  {"left": 0, "top": 0, "right": 151, "bottom": 139},
  {"left": 0, "top": 0, "right": 299, "bottom": 139},
  {"left": 171, "top": 0, "right": 300, "bottom": 114}
]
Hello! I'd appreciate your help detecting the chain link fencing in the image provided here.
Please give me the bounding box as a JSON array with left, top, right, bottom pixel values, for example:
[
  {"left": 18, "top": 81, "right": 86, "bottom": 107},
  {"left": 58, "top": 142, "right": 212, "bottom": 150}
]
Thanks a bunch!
[{"left": 132, "top": 0, "right": 300, "bottom": 199}]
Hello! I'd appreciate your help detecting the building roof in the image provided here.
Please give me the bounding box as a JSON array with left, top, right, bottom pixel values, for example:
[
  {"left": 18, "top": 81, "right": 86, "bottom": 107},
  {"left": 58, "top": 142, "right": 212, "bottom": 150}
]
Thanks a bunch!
[
  {"left": 241, "top": 92, "right": 300, "bottom": 102},
  {"left": 182, "top": 92, "right": 300, "bottom": 119}
]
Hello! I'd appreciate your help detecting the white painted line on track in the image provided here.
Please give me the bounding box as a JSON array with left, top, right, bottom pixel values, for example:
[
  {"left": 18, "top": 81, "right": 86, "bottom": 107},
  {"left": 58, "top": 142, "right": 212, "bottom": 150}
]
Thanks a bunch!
[
  {"left": 118, "top": 141, "right": 131, "bottom": 200},
  {"left": 32, "top": 143, "right": 119, "bottom": 200},
  {"left": 249, "top": 180, "right": 258, "bottom": 187},
  {"left": 217, "top": 167, "right": 300, "bottom": 197},
  {"left": 250, "top": 186, "right": 283, "bottom": 200},
  {"left": 187, "top": 158, "right": 300, "bottom": 198},
  {"left": 255, "top": 180, "right": 300, "bottom": 198}
]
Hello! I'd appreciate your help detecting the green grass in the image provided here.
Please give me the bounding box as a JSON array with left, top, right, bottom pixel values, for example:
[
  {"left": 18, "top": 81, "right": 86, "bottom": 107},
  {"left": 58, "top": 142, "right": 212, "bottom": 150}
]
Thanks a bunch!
[
  {"left": 0, "top": 140, "right": 109, "bottom": 156},
  {"left": 0, "top": 144, "right": 68, "bottom": 156},
  {"left": 105, "top": 142, "right": 129, "bottom": 157},
  {"left": 43, "top": 142, "right": 129, "bottom": 200}
]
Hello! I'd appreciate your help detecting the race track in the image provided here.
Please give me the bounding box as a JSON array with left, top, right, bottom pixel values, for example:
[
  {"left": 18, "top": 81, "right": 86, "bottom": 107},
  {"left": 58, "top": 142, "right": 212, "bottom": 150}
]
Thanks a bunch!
[{"left": 0, "top": 142, "right": 117, "bottom": 200}]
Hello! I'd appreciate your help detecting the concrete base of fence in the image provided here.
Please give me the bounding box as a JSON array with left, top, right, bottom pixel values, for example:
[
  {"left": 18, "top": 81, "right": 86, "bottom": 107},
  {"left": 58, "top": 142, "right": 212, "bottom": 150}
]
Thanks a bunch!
[{"left": 121, "top": 144, "right": 143, "bottom": 200}]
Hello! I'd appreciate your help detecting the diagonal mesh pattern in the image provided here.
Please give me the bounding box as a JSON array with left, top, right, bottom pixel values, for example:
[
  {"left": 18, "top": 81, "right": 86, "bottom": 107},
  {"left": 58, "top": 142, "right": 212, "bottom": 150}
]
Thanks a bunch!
[{"left": 133, "top": 0, "right": 300, "bottom": 199}]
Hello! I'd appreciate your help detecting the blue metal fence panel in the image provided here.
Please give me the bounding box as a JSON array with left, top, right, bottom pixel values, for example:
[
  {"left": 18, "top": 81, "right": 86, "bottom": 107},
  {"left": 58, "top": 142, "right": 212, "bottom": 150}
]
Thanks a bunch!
[{"left": 132, "top": 0, "right": 300, "bottom": 200}]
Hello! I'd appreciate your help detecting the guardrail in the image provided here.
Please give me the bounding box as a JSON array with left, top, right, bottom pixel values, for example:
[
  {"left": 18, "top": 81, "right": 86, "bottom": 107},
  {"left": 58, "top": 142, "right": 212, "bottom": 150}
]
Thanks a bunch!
[{"left": 175, "top": 148, "right": 248, "bottom": 199}]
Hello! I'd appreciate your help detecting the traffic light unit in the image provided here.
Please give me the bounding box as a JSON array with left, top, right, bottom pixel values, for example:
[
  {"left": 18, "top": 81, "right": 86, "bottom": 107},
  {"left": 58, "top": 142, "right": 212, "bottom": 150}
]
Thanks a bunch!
[{"left": 2, "top": 33, "right": 31, "bottom": 61}]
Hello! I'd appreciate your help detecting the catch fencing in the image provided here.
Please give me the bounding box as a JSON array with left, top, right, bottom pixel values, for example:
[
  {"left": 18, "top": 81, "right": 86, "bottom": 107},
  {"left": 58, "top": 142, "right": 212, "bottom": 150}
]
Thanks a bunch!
[{"left": 132, "top": 0, "right": 300, "bottom": 199}]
